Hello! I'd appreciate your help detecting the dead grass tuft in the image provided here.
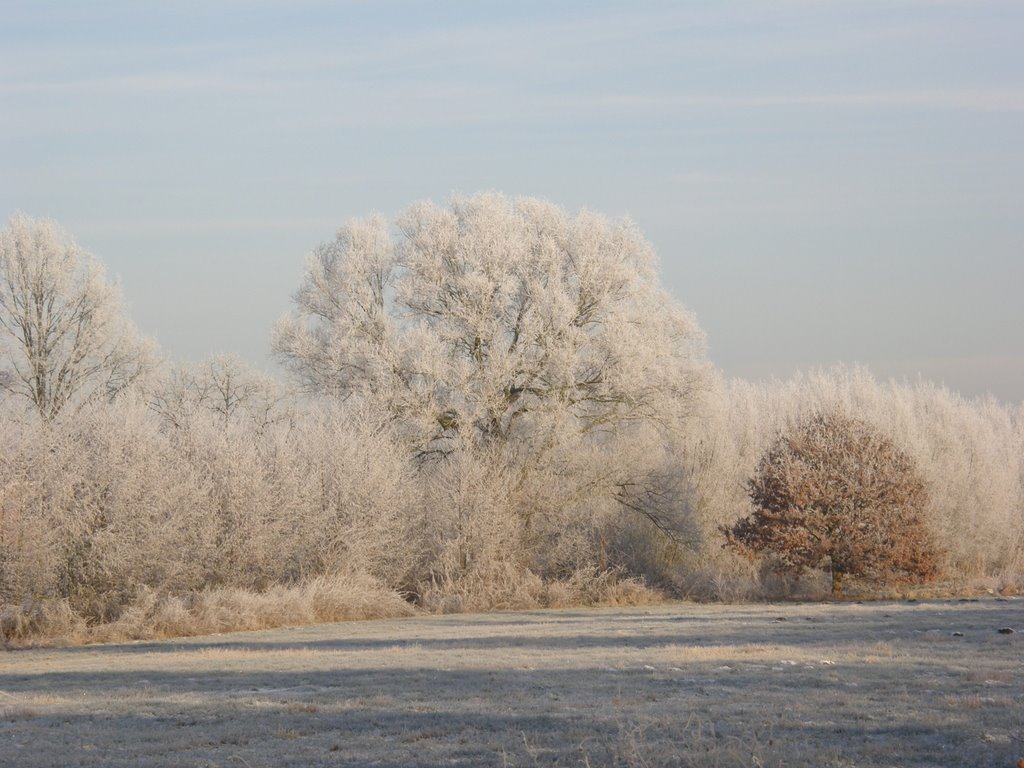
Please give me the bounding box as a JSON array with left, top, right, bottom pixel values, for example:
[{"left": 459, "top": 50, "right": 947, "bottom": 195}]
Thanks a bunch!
[
  {"left": 941, "top": 694, "right": 1011, "bottom": 709},
  {"left": 0, "top": 705, "right": 39, "bottom": 721},
  {"left": 868, "top": 641, "right": 895, "bottom": 657},
  {"left": 963, "top": 670, "right": 1014, "bottom": 684},
  {"left": 577, "top": 717, "right": 816, "bottom": 768},
  {"left": 419, "top": 565, "right": 665, "bottom": 615},
  {"left": 543, "top": 567, "right": 665, "bottom": 608},
  {"left": 0, "top": 600, "right": 87, "bottom": 647},
  {"left": 3, "top": 573, "right": 416, "bottom": 647}
]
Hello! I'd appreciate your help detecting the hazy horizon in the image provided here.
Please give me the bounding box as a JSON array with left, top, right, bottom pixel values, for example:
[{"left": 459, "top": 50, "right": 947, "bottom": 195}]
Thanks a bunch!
[{"left": 3, "top": 1, "right": 1021, "bottom": 402}]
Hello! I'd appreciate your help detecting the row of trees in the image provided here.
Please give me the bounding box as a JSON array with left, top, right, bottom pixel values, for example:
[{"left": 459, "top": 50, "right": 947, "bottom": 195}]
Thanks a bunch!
[
  {"left": 1, "top": 199, "right": 1022, "bottom": 640},
  {"left": 684, "top": 367, "right": 1024, "bottom": 591}
]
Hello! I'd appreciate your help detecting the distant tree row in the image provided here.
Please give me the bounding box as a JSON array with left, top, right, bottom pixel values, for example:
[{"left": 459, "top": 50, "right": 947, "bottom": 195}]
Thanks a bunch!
[{"left": 1, "top": 199, "right": 1022, "bottom": 642}]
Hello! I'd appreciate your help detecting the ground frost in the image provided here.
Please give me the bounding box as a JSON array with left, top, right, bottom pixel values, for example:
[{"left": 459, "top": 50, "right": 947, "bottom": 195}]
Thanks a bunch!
[{"left": 0, "top": 600, "right": 1021, "bottom": 766}]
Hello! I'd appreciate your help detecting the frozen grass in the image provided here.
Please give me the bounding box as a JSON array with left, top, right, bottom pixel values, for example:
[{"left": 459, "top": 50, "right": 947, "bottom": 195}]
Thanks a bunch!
[
  {"left": 1, "top": 574, "right": 416, "bottom": 646},
  {"left": 3, "top": 568, "right": 663, "bottom": 647},
  {"left": 2, "top": 599, "right": 1022, "bottom": 766}
]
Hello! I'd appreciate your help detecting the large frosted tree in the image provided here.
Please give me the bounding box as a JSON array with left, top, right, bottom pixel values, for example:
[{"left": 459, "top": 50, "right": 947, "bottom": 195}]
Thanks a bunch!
[
  {"left": 0, "top": 214, "right": 154, "bottom": 421},
  {"left": 274, "top": 193, "right": 708, "bottom": 459}
]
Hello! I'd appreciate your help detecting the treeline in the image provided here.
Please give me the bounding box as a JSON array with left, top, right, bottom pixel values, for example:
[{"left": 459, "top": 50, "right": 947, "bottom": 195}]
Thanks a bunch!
[
  {"left": 685, "top": 367, "right": 1024, "bottom": 595},
  {"left": 1, "top": 199, "right": 1022, "bottom": 644}
]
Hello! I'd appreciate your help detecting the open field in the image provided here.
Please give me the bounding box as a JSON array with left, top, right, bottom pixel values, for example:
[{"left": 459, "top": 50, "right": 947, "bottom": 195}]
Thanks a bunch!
[{"left": 1, "top": 600, "right": 1022, "bottom": 767}]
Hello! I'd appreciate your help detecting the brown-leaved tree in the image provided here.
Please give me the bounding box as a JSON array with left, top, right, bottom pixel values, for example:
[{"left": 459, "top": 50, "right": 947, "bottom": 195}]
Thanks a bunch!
[{"left": 723, "top": 410, "right": 940, "bottom": 595}]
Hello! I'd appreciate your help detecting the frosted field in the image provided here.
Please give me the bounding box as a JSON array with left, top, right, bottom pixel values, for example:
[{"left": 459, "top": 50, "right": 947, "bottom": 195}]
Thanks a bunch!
[{"left": 2, "top": 600, "right": 1022, "bottom": 767}]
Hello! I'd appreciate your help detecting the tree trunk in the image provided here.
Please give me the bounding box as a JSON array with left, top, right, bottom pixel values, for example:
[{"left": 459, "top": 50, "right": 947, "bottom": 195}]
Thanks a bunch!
[{"left": 831, "top": 569, "right": 843, "bottom": 596}]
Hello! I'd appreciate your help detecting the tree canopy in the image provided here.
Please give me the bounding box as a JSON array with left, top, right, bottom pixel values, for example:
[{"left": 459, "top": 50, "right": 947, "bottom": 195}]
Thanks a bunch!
[
  {"left": 0, "top": 214, "right": 154, "bottom": 421},
  {"left": 274, "top": 193, "right": 708, "bottom": 459}
]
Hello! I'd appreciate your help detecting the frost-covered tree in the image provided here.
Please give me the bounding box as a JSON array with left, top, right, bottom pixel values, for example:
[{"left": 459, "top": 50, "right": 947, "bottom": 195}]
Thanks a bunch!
[
  {"left": 274, "top": 194, "right": 709, "bottom": 574},
  {"left": 724, "top": 410, "right": 940, "bottom": 594},
  {"left": 0, "top": 214, "right": 154, "bottom": 420},
  {"left": 150, "top": 354, "right": 291, "bottom": 431},
  {"left": 274, "top": 193, "right": 708, "bottom": 459}
]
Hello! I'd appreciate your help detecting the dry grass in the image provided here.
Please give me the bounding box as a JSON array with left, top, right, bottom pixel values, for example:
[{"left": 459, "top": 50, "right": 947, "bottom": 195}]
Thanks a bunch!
[
  {"left": 586, "top": 718, "right": 790, "bottom": 768},
  {"left": 417, "top": 565, "right": 664, "bottom": 616},
  {"left": 3, "top": 573, "right": 415, "bottom": 647},
  {"left": 4, "top": 567, "right": 667, "bottom": 647},
  {"left": 105, "top": 573, "right": 418, "bottom": 640},
  {"left": 504, "top": 718, "right": 787, "bottom": 768}
]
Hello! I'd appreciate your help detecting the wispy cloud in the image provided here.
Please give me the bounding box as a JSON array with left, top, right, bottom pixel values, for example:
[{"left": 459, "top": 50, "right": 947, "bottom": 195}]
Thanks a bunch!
[
  {"left": 71, "top": 215, "right": 343, "bottom": 236},
  {"left": 587, "top": 89, "right": 1024, "bottom": 114},
  {"left": 0, "top": 73, "right": 279, "bottom": 96}
]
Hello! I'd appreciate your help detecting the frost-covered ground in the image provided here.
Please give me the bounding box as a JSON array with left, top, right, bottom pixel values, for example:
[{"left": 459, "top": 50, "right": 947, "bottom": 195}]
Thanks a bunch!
[{"left": 2, "top": 600, "right": 1022, "bottom": 767}]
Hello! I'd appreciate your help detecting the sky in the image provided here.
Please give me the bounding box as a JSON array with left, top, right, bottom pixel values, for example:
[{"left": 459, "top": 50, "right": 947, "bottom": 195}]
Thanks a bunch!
[{"left": 2, "top": 1, "right": 1022, "bottom": 402}]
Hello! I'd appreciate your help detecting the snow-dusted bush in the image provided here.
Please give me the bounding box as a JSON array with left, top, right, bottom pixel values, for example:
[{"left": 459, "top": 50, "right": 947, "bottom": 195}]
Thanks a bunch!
[
  {"left": 0, "top": 385, "right": 419, "bottom": 640},
  {"left": 0, "top": 396, "right": 208, "bottom": 621}
]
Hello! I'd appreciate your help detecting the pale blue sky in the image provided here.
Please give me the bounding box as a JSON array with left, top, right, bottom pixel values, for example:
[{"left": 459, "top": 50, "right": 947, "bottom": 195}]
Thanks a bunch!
[{"left": 3, "top": 1, "right": 1022, "bottom": 401}]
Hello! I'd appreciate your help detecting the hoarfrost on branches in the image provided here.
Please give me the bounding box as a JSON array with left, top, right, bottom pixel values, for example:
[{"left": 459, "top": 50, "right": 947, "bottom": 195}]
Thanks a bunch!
[
  {"left": 0, "top": 214, "right": 154, "bottom": 421},
  {"left": 274, "top": 193, "right": 708, "bottom": 460}
]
